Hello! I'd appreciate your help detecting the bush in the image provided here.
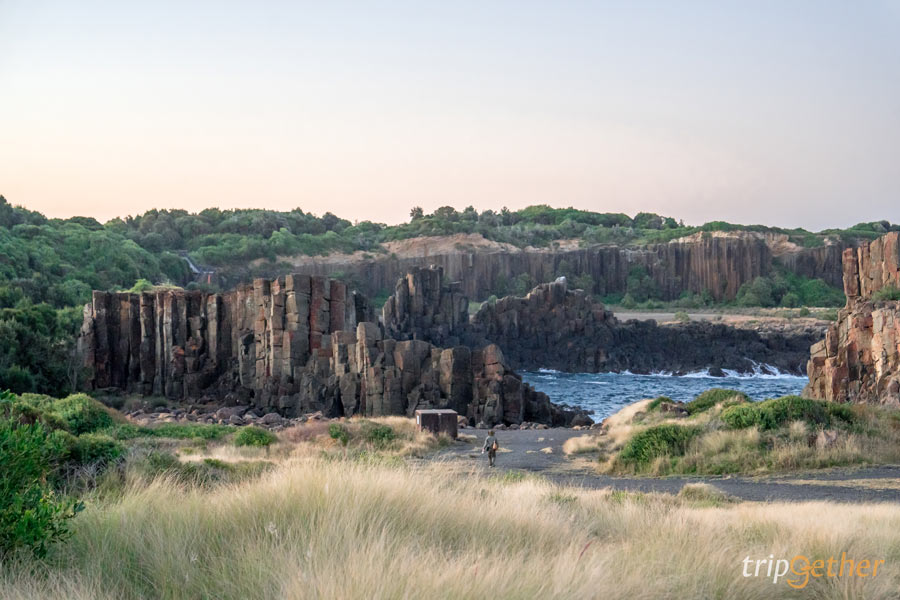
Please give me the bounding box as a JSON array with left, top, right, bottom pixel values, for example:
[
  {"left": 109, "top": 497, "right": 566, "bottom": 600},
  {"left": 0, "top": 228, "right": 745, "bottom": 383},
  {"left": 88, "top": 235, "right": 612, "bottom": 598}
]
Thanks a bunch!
[
  {"left": 618, "top": 424, "right": 702, "bottom": 465},
  {"left": 0, "top": 395, "right": 68, "bottom": 430},
  {"left": 103, "top": 422, "right": 236, "bottom": 441},
  {"left": 233, "top": 426, "right": 277, "bottom": 447},
  {"left": 872, "top": 286, "right": 900, "bottom": 302},
  {"left": 328, "top": 423, "right": 350, "bottom": 446},
  {"left": 69, "top": 433, "right": 124, "bottom": 464},
  {"left": 781, "top": 292, "right": 801, "bottom": 308},
  {"left": 718, "top": 403, "right": 761, "bottom": 429},
  {"left": 0, "top": 416, "right": 81, "bottom": 558},
  {"left": 820, "top": 309, "right": 839, "bottom": 321},
  {"left": 362, "top": 423, "right": 397, "bottom": 448},
  {"left": 50, "top": 394, "right": 113, "bottom": 435},
  {"left": 647, "top": 396, "right": 673, "bottom": 411},
  {"left": 684, "top": 389, "right": 748, "bottom": 415},
  {"left": 721, "top": 396, "right": 855, "bottom": 431},
  {"left": 673, "top": 311, "right": 690, "bottom": 323}
]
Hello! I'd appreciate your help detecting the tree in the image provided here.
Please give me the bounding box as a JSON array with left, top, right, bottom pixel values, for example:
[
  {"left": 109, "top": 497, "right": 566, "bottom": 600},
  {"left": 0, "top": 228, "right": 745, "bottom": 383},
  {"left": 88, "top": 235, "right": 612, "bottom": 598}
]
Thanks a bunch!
[
  {"left": 0, "top": 392, "right": 82, "bottom": 558},
  {"left": 409, "top": 207, "right": 424, "bottom": 220}
]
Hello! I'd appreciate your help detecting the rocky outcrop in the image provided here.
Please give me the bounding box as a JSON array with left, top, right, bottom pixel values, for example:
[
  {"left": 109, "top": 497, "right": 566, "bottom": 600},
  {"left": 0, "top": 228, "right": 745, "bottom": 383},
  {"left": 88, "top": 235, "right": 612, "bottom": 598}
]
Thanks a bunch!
[
  {"left": 78, "top": 275, "right": 373, "bottom": 403},
  {"left": 806, "top": 233, "right": 900, "bottom": 404},
  {"left": 378, "top": 267, "right": 818, "bottom": 375},
  {"left": 382, "top": 267, "right": 468, "bottom": 346},
  {"left": 468, "top": 278, "right": 817, "bottom": 375},
  {"left": 271, "top": 231, "right": 849, "bottom": 302},
  {"left": 78, "top": 273, "right": 583, "bottom": 426},
  {"left": 299, "top": 325, "right": 575, "bottom": 426}
]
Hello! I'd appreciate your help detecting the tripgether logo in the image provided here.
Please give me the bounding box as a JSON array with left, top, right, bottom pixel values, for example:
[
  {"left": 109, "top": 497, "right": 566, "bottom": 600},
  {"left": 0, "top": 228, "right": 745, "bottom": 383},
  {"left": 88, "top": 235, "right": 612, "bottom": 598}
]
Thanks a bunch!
[{"left": 742, "top": 553, "right": 885, "bottom": 589}]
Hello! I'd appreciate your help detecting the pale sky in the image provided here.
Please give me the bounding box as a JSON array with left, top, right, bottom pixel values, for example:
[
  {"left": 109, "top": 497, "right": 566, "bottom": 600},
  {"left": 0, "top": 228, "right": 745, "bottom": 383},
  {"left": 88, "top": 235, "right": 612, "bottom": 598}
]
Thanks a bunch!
[{"left": 1, "top": 1, "right": 898, "bottom": 230}]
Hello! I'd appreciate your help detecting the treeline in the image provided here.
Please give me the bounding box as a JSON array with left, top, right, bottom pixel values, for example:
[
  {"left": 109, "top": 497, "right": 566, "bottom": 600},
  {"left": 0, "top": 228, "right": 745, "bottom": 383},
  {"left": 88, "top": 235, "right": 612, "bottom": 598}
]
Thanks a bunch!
[
  {"left": 88, "top": 202, "right": 900, "bottom": 270},
  {"left": 0, "top": 195, "right": 894, "bottom": 395},
  {"left": 0, "top": 198, "right": 194, "bottom": 395}
]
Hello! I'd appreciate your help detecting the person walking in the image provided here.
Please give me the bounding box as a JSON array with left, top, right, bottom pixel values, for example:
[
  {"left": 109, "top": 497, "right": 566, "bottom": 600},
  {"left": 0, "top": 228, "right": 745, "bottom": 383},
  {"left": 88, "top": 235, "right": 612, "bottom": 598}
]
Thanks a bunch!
[{"left": 482, "top": 430, "right": 498, "bottom": 467}]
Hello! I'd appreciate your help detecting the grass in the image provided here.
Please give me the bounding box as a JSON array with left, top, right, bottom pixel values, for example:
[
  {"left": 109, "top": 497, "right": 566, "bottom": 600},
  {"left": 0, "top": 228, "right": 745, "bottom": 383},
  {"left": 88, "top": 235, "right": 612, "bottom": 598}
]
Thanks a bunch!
[
  {"left": 594, "top": 392, "right": 900, "bottom": 476},
  {"left": 562, "top": 434, "right": 599, "bottom": 455},
  {"left": 3, "top": 454, "right": 900, "bottom": 598},
  {"left": 871, "top": 285, "right": 900, "bottom": 302},
  {"left": 684, "top": 389, "right": 749, "bottom": 415},
  {"left": 101, "top": 422, "right": 236, "bottom": 440},
  {"left": 282, "top": 416, "right": 451, "bottom": 457}
]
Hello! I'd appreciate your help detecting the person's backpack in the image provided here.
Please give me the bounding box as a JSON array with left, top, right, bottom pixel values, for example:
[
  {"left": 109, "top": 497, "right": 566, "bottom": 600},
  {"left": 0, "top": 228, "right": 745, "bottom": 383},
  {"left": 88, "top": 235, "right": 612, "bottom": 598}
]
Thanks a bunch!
[{"left": 491, "top": 440, "right": 499, "bottom": 451}]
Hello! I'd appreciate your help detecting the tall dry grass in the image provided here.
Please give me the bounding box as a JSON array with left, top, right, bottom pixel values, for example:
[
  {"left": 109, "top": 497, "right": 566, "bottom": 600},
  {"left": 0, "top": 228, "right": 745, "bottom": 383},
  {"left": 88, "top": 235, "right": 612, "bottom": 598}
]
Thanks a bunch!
[{"left": 2, "top": 453, "right": 900, "bottom": 599}]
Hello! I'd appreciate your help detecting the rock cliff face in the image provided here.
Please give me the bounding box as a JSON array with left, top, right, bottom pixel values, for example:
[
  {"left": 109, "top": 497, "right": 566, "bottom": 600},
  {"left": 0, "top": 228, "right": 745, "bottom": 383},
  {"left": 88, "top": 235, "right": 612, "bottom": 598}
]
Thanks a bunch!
[
  {"left": 78, "top": 273, "right": 580, "bottom": 426},
  {"left": 386, "top": 268, "right": 819, "bottom": 375},
  {"left": 382, "top": 267, "right": 468, "bottom": 346},
  {"left": 78, "top": 275, "right": 373, "bottom": 403},
  {"left": 806, "top": 233, "right": 900, "bottom": 404},
  {"left": 274, "top": 232, "right": 848, "bottom": 302},
  {"left": 470, "top": 279, "right": 817, "bottom": 375}
]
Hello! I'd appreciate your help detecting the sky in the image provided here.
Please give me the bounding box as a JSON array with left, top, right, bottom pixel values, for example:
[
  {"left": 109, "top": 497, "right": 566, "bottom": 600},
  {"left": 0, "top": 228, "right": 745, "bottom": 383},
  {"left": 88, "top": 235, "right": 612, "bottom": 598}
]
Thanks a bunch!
[{"left": 1, "top": 1, "right": 898, "bottom": 230}]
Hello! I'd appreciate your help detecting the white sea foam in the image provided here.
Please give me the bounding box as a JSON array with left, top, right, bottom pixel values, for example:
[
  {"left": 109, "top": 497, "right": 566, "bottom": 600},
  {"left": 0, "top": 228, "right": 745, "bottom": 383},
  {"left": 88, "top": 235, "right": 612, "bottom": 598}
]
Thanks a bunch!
[{"left": 614, "top": 364, "right": 807, "bottom": 380}]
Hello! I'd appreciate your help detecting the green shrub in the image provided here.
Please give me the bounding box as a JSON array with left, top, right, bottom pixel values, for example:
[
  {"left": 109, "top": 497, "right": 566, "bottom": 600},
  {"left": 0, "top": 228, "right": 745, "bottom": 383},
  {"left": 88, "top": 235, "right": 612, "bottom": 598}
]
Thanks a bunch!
[
  {"left": 872, "top": 286, "right": 900, "bottom": 302},
  {"left": 69, "top": 433, "right": 124, "bottom": 464},
  {"left": 328, "top": 423, "right": 350, "bottom": 446},
  {"left": 102, "top": 422, "right": 235, "bottom": 440},
  {"left": 0, "top": 395, "right": 67, "bottom": 430},
  {"left": 618, "top": 424, "right": 702, "bottom": 465},
  {"left": 673, "top": 311, "right": 690, "bottom": 323},
  {"left": 362, "top": 423, "right": 397, "bottom": 448},
  {"left": 781, "top": 292, "right": 801, "bottom": 308},
  {"left": 50, "top": 394, "right": 113, "bottom": 435},
  {"left": 647, "top": 396, "right": 673, "bottom": 411},
  {"left": 721, "top": 396, "right": 855, "bottom": 431},
  {"left": 684, "top": 389, "right": 748, "bottom": 415},
  {"left": 719, "top": 403, "right": 761, "bottom": 429},
  {"left": 0, "top": 415, "right": 81, "bottom": 558},
  {"left": 233, "top": 426, "right": 277, "bottom": 447},
  {"left": 820, "top": 309, "right": 839, "bottom": 321}
]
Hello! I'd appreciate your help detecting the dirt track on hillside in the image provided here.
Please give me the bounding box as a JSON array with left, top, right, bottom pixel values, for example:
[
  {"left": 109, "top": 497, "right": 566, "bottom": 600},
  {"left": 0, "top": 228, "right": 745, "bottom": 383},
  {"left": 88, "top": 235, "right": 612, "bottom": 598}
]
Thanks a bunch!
[{"left": 429, "top": 428, "right": 900, "bottom": 503}]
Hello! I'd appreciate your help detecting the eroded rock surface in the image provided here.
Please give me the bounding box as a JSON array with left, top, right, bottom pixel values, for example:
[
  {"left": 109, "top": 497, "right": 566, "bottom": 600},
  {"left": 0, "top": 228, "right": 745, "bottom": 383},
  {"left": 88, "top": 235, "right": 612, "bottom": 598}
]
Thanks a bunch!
[
  {"left": 471, "top": 278, "right": 818, "bottom": 375},
  {"left": 276, "top": 231, "right": 848, "bottom": 302},
  {"left": 78, "top": 273, "right": 582, "bottom": 426},
  {"left": 384, "top": 270, "right": 819, "bottom": 375},
  {"left": 806, "top": 232, "right": 900, "bottom": 404}
]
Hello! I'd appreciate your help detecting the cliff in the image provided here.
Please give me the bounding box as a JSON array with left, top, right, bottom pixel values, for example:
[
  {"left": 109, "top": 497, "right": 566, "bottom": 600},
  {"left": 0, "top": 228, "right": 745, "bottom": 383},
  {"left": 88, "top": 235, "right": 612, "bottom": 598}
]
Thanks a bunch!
[
  {"left": 78, "top": 274, "right": 582, "bottom": 426},
  {"left": 270, "top": 231, "right": 847, "bottom": 302},
  {"left": 805, "top": 232, "right": 900, "bottom": 404},
  {"left": 385, "top": 268, "right": 819, "bottom": 375}
]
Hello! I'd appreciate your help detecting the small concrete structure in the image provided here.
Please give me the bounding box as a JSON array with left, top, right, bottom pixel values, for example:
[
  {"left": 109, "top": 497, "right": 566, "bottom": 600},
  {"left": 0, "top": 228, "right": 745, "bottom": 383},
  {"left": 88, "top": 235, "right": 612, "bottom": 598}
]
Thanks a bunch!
[{"left": 415, "top": 409, "right": 458, "bottom": 439}]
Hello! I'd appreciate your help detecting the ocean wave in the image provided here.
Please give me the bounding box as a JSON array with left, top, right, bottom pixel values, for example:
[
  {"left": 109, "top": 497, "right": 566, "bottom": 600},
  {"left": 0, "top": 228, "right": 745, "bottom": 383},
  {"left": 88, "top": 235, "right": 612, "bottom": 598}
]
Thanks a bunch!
[{"left": 620, "top": 365, "right": 807, "bottom": 380}]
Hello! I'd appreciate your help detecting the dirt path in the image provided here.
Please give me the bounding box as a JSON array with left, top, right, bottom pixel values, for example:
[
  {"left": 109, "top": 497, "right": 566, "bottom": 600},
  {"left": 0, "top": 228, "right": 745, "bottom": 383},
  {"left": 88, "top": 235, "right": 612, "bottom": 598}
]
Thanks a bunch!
[{"left": 433, "top": 429, "right": 900, "bottom": 503}]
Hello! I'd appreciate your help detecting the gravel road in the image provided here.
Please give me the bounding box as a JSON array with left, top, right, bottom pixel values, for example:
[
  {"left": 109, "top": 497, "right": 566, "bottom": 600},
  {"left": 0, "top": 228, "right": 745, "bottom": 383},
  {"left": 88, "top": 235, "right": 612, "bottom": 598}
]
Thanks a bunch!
[{"left": 433, "top": 428, "right": 900, "bottom": 503}]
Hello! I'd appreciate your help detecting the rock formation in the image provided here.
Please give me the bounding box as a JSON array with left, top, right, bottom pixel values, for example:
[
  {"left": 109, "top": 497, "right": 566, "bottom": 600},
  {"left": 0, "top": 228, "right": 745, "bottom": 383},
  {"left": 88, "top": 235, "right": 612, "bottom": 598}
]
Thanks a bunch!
[
  {"left": 273, "top": 231, "right": 848, "bottom": 302},
  {"left": 806, "top": 232, "right": 900, "bottom": 404},
  {"left": 78, "top": 273, "right": 583, "bottom": 426},
  {"left": 78, "top": 275, "right": 373, "bottom": 403},
  {"left": 386, "top": 269, "right": 820, "bottom": 375},
  {"left": 382, "top": 267, "right": 468, "bottom": 346}
]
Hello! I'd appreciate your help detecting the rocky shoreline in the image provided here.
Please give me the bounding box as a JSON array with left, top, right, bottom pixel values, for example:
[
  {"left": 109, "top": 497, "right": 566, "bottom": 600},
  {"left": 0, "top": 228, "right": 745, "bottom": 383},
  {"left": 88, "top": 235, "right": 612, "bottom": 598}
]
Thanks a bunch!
[
  {"left": 79, "top": 271, "right": 590, "bottom": 428},
  {"left": 78, "top": 265, "right": 831, "bottom": 428}
]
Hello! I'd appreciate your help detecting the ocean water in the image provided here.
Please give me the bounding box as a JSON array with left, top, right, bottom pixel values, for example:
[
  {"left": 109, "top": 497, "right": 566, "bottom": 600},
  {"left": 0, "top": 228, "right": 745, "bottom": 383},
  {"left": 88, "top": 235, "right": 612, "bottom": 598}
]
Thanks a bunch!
[{"left": 522, "top": 368, "right": 809, "bottom": 421}]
